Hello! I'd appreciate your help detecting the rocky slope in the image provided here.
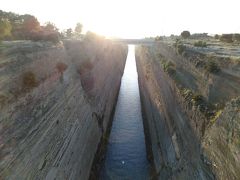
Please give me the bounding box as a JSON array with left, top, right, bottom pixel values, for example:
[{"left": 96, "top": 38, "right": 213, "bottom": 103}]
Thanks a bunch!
[
  {"left": 136, "top": 46, "right": 214, "bottom": 179},
  {"left": 203, "top": 97, "right": 240, "bottom": 180},
  {"left": 136, "top": 41, "right": 240, "bottom": 179},
  {"left": 0, "top": 39, "right": 127, "bottom": 180}
]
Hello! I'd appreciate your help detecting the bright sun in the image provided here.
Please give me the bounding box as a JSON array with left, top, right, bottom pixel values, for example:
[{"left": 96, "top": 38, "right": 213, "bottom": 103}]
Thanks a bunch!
[{"left": 1, "top": 0, "right": 240, "bottom": 38}]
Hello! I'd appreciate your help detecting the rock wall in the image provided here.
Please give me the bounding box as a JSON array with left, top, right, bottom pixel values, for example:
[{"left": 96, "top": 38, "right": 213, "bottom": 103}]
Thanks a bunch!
[
  {"left": 135, "top": 46, "right": 214, "bottom": 179},
  {"left": 151, "top": 42, "right": 240, "bottom": 104},
  {"left": 203, "top": 97, "right": 240, "bottom": 180},
  {"left": 0, "top": 40, "right": 127, "bottom": 180}
]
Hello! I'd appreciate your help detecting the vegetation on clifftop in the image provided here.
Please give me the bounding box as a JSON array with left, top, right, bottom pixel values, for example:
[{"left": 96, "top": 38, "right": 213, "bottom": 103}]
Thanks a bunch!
[
  {"left": 0, "top": 10, "right": 84, "bottom": 43},
  {"left": 194, "top": 41, "right": 207, "bottom": 47}
]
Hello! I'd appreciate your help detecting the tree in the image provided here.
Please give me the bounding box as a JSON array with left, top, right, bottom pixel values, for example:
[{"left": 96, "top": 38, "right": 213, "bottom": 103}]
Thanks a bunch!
[
  {"left": 66, "top": 28, "right": 73, "bottom": 38},
  {"left": 181, "top": 31, "right": 190, "bottom": 39},
  {"left": 21, "top": 15, "right": 40, "bottom": 38},
  {"left": 75, "top": 23, "right": 83, "bottom": 36},
  {"left": 0, "top": 19, "right": 12, "bottom": 40},
  {"left": 43, "top": 22, "right": 58, "bottom": 32}
]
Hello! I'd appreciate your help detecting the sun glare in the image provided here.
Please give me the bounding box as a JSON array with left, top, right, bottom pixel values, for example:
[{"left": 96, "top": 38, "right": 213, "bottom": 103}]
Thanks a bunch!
[{"left": 1, "top": 0, "right": 240, "bottom": 38}]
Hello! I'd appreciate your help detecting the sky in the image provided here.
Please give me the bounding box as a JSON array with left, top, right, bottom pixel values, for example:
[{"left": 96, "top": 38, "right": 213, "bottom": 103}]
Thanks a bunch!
[{"left": 1, "top": 0, "right": 240, "bottom": 38}]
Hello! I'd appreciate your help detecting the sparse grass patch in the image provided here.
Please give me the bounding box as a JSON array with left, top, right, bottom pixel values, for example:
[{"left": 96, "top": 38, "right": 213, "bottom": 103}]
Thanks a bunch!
[{"left": 194, "top": 41, "right": 207, "bottom": 47}]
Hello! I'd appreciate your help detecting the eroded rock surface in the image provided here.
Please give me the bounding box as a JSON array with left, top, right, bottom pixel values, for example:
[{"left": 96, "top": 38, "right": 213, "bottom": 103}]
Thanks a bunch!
[
  {"left": 136, "top": 46, "right": 214, "bottom": 179},
  {"left": 136, "top": 40, "right": 240, "bottom": 179},
  {"left": 0, "top": 40, "right": 127, "bottom": 180}
]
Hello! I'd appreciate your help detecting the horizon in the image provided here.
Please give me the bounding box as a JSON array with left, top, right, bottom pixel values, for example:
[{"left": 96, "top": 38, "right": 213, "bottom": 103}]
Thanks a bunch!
[{"left": 1, "top": 0, "right": 240, "bottom": 38}]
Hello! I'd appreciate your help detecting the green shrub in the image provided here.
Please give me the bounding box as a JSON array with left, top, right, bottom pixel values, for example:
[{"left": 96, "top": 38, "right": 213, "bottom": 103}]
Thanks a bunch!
[
  {"left": 177, "top": 43, "right": 186, "bottom": 55},
  {"left": 22, "top": 71, "right": 38, "bottom": 91},
  {"left": 182, "top": 88, "right": 193, "bottom": 100},
  {"left": 0, "top": 19, "right": 12, "bottom": 40},
  {"left": 220, "top": 34, "right": 233, "bottom": 43},
  {"left": 194, "top": 41, "right": 207, "bottom": 47},
  {"left": 205, "top": 60, "right": 220, "bottom": 73},
  {"left": 181, "top": 31, "right": 190, "bottom": 39},
  {"left": 192, "top": 94, "right": 204, "bottom": 106},
  {"left": 30, "top": 31, "right": 60, "bottom": 43},
  {"left": 214, "top": 34, "right": 219, "bottom": 39},
  {"left": 158, "top": 54, "right": 176, "bottom": 76},
  {"left": 162, "top": 61, "right": 176, "bottom": 76},
  {"left": 181, "top": 88, "right": 215, "bottom": 118}
]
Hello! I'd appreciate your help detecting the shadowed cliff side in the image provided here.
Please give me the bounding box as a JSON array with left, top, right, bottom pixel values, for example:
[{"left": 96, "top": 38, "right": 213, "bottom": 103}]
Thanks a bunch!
[
  {"left": 135, "top": 45, "right": 214, "bottom": 179},
  {"left": 136, "top": 39, "right": 240, "bottom": 179},
  {"left": 203, "top": 97, "right": 240, "bottom": 180},
  {"left": 0, "top": 39, "right": 127, "bottom": 179}
]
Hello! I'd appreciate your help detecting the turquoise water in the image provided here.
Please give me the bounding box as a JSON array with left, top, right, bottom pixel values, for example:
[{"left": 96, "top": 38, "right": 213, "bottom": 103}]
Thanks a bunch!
[{"left": 100, "top": 45, "right": 150, "bottom": 180}]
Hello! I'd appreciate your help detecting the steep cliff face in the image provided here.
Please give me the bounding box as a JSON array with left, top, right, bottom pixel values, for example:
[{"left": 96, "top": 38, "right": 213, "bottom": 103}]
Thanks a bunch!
[
  {"left": 148, "top": 42, "right": 240, "bottom": 105},
  {"left": 203, "top": 97, "right": 240, "bottom": 180},
  {"left": 0, "top": 40, "right": 127, "bottom": 179},
  {"left": 136, "top": 41, "right": 240, "bottom": 179},
  {"left": 136, "top": 46, "right": 214, "bottom": 179}
]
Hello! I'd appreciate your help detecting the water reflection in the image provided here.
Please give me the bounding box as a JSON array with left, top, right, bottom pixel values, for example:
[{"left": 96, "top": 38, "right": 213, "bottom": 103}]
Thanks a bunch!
[{"left": 100, "top": 45, "right": 150, "bottom": 180}]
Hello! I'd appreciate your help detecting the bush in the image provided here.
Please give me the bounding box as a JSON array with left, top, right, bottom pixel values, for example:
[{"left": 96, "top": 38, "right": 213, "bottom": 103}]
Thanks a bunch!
[
  {"left": 181, "top": 31, "right": 190, "bottom": 39},
  {"left": 155, "top": 36, "right": 163, "bottom": 41},
  {"left": 182, "top": 88, "right": 194, "bottom": 101},
  {"left": 44, "top": 32, "right": 60, "bottom": 43},
  {"left": 30, "top": 30, "right": 60, "bottom": 43},
  {"left": 205, "top": 60, "right": 220, "bottom": 73},
  {"left": 22, "top": 71, "right": 38, "bottom": 91},
  {"left": 192, "top": 94, "right": 204, "bottom": 105},
  {"left": 0, "top": 19, "right": 12, "bottom": 40},
  {"left": 191, "top": 94, "right": 207, "bottom": 112},
  {"left": 214, "top": 34, "right": 219, "bottom": 39},
  {"left": 56, "top": 62, "right": 68, "bottom": 74},
  {"left": 233, "top": 34, "right": 240, "bottom": 42},
  {"left": 194, "top": 41, "right": 207, "bottom": 47},
  {"left": 181, "top": 88, "right": 215, "bottom": 118},
  {"left": 220, "top": 34, "right": 233, "bottom": 43},
  {"left": 162, "top": 61, "right": 176, "bottom": 76},
  {"left": 158, "top": 54, "right": 176, "bottom": 77},
  {"left": 176, "top": 43, "right": 186, "bottom": 55}
]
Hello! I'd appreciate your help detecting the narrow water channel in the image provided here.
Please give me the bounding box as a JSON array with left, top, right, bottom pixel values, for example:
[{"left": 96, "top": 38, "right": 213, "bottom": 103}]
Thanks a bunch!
[{"left": 100, "top": 45, "right": 150, "bottom": 179}]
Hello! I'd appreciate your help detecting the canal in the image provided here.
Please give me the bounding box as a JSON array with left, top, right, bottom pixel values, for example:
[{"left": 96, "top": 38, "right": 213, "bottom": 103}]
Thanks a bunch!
[{"left": 100, "top": 45, "right": 150, "bottom": 179}]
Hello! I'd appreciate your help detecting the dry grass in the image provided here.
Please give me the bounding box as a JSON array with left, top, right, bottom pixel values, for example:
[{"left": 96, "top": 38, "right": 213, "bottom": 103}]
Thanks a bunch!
[
  {"left": 21, "top": 71, "right": 38, "bottom": 91},
  {"left": 56, "top": 62, "right": 68, "bottom": 74}
]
